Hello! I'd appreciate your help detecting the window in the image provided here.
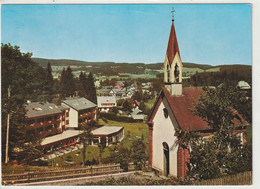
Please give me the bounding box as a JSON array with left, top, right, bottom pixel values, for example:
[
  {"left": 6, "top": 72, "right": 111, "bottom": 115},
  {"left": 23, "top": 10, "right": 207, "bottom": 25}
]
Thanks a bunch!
[
  {"left": 174, "top": 64, "right": 179, "bottom": 82},
  {"left": 167, "top": 65, "right": 170, "bottom": 82},
  {"left": 163, "top": 108, "right": 168, "bottom": 118}
]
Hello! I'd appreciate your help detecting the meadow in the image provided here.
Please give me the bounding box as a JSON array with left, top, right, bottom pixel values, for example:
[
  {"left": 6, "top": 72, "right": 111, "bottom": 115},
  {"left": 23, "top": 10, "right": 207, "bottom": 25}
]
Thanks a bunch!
[{"left": 47, "top": 119, "right": 149, "bottom": 167}]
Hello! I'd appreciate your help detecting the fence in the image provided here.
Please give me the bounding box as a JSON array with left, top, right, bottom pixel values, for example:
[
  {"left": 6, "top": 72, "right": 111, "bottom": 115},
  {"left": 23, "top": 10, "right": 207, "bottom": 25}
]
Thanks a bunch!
[
  {"left": 195, "top": 171, "right": 252, "bottom": 185},
  {"left": 2, "top": 163, "right": 135, "bottom": 185}
]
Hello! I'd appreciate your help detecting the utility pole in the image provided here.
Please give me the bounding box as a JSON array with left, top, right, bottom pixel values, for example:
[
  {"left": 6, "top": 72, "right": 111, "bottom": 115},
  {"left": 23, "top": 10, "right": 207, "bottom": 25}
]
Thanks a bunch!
[{"left": 5, "top": 85, "right": 11, "bottom": 164}]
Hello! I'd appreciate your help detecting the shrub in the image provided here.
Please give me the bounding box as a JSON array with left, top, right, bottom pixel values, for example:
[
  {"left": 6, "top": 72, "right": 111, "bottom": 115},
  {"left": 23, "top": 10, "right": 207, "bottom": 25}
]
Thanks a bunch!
[
  {"left": 28, "top": 159, "right": 48, "bottom": 166},
  {"left": 100, "top": 112, "right": 135, "bottom": 123}
]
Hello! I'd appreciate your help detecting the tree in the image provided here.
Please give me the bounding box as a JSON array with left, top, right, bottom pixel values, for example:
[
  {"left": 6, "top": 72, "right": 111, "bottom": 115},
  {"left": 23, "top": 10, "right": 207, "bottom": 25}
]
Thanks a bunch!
[
  {"left": 45, "top": 62, "right": 54, "bottom": 101},
  {"left": 132, "top": 90, "right": 143, "bottom": 102},
  {"left": 86, "top": 72, "right": 97, "bottom": 104},
  {"left": 108, "top": 107, "right": 118, "bottom": 114},
  {"left": 1, "top": 44, "right": 47, "bottom": 163},
  {"left": 59, "top": 66, "right": 76, "bottom": 98},
  {"left": 80, "top": 122, "right": 93, "bottom": 166},
  {"left": 122, "top": 99, "right": 132, "bottom": 113},
  {"left": 78, "top": 71, "right": 88, "bottom": 97},
  {"left": 112, "top": 145, "right": 131, "bottom": 172},
  {"left": 131, "top": 138, "right": 147, "bottom": 170},
  {"left": 98, "top": 137, "right": 106, "bottom": 164},
  {"left": 142, "top": 91, "right": 150, "bottom": 102},
  {"left": 139, "top": 100, "right": 146, "bottom": 113},
  {"left": 184, "top": 84, "right": 252, "bottom": 180}
]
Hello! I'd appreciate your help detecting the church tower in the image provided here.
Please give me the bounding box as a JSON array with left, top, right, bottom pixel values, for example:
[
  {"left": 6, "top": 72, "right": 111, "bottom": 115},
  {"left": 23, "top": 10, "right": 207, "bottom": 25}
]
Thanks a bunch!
[{"left": 164, "top": 14, "right": 183, "bottom": 96}]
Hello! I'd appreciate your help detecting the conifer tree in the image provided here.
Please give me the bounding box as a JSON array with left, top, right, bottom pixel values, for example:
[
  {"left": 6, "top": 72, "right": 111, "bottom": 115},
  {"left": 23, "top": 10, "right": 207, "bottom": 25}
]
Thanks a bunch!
[
  {"left": 46, "top": 62, "right": 53, "bottom": 90},
  {"left": 59, "top": 66, "right": 76, "bottom": 98},
  {"left": 45, "top": 62, "right": 54, "bottom": 101},
  {"left": 78, "top": 71, "right": 88, "bottom": 97},
  {"left": 86, "top": 72, "right": 97, "bottom": 104}
]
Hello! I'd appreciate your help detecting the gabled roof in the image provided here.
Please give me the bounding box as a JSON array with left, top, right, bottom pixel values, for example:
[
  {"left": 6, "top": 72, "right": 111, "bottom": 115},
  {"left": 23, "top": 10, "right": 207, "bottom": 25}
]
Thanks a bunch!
[
  {"left": 166, "top": 21, "right": 181, "bottom": 65},
  {"left": 148, "top": 87, "right": 247, "bottom": 132},
  {"left": 110, "top": 88, "right": 124, "bottom": 94},
  {"left": 62, "top": 97, "right": 97, "bottom": 111}
]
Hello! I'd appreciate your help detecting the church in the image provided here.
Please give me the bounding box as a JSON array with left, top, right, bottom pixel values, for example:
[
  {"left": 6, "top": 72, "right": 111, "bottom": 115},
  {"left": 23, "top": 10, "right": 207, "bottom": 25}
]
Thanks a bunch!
[{"left": 147, "top": 17, "right": 248, "bottom": 178}]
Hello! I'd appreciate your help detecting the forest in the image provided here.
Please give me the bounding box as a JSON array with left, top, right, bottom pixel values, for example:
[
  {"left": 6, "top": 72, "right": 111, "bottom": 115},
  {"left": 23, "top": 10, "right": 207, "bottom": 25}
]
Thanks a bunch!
[{"left": 1, "top": 44, "right": 96, "bottom": 163}]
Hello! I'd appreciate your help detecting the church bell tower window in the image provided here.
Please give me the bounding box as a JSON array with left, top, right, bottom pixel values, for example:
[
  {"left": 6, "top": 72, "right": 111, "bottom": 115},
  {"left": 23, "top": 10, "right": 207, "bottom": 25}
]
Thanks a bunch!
[
  {"left": 167, "top": 65, "right": 170, "bottom": 83},
  {"left": 174, "top": 64, "right": 179, "bottom": 82}
]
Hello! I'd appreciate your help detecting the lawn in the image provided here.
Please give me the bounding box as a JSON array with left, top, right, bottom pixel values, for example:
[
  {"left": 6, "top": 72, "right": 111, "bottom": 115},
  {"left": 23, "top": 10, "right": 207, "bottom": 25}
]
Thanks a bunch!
[
  {"left": 46, "top": 119, "right": 149, "bottom": 167},
  {"left": 145, "top": 98, "right": 156, "bottom": 109}
]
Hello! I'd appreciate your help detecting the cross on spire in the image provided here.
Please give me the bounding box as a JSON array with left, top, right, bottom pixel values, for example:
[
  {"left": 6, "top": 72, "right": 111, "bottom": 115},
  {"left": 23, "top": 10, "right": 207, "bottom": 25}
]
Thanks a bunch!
[{"left": 171, "top": 7, "right": 175, "bottom": 21}]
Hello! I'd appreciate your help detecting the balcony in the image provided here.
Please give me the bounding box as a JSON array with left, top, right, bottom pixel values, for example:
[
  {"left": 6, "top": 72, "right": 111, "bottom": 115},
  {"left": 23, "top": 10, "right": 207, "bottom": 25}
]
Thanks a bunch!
[{"left": 39, "top": 128, "right": 63, "bottom": 137}]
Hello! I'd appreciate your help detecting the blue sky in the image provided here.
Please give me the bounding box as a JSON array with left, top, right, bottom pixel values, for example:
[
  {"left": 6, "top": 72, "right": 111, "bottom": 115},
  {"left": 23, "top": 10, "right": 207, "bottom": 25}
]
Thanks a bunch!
[{"left": 1, "top": 4, "right": 252, "bottom": 65}]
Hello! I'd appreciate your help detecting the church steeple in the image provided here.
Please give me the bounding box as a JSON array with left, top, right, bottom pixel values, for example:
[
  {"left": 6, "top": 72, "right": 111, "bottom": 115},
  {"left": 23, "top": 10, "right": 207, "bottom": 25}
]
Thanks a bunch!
[{"left": 164, "top": 9, "right": 183, "bottom": 96}]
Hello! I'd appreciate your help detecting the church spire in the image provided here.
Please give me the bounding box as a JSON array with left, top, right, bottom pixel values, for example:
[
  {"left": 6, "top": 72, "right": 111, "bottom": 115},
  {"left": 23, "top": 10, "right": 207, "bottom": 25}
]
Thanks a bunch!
[
  {"left": 166, "top": 14, "right": 181, "bottom": 65},
  {"left": 164, "top": 8, "right": 183, "bottom": 96}
]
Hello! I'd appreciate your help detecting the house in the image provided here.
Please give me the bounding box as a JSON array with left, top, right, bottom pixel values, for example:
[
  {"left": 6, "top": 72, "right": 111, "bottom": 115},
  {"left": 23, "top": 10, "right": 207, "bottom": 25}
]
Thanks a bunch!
[
  {"left": 109, "top": 88, "right": 124, "bottom": 99},
  {"left": 114, "top": 81, "right": 124, "bottom": 89},
  {"left": 126, "top": 90, "right": 134, "bottom": 98},
  {"left": 94, "top": 80, "right": 100, "bottom": 88},
  {"left": 237, "top": 80, "right": 251, "bottom": 90},
  {"left": 147, "top": 18, "right": 248, "bottom": 178},
  {"left": 132, "top": 99, "right": 140, "bottom": 109},
  {"left": 99, "top": 86, "right": 113, "bottom": 96},
  {"left": 62, "top": 97, "right": 97, "bottom": 128},
  {"left": 91, "top": 126, "right": 124, "bottom": 146},
  {"left": 114, "top": 82, "right": 122, "bottom": 89},
  {"left": 97, "top": 96, "right": 117, "bottom": 113},
  {"left": 131, "top": 108, "right": 145, "bottom": 122}
]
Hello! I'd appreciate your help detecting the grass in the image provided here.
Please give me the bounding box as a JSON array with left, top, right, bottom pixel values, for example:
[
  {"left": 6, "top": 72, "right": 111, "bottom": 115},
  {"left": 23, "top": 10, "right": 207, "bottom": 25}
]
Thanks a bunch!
[
  {"left": 145, "top": 99, "right": 156, "bottom": 109},
  {"left": 46, "top": 119, "right": 149, "bottom": 167}
]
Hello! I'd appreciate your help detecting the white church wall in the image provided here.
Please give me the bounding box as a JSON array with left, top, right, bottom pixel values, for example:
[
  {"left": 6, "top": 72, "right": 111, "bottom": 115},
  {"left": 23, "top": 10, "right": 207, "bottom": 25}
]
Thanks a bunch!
[{"left": 152, "top": 99, "right": 178, "bottom": 177}]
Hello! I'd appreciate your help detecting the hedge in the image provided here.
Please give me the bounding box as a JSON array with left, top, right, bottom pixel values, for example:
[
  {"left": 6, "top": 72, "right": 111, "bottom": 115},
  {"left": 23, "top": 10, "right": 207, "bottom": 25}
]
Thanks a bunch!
[{"left": 99, "top": 112, "right": 135, "bottom": 123}]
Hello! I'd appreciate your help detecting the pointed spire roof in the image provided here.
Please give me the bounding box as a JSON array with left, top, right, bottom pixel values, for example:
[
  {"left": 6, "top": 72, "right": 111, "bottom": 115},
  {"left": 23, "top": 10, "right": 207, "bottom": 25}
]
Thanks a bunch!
[{"left": 166, "top": 20, "right": 181, "bottom": 65}]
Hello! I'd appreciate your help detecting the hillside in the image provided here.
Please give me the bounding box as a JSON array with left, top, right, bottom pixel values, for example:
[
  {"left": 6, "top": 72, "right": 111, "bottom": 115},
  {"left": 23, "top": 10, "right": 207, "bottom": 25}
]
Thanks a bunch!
[
  {"left": 32, "top": 57, "right": 251, "bottom": 79},
  {"left": 32, "top": 58, "right": 213, "bottom": 70}
]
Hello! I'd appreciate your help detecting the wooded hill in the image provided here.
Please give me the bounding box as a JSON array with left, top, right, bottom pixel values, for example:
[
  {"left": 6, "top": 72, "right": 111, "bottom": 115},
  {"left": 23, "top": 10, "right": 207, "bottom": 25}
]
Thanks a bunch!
[
  {"left": 32, "top": 58, "right": 251, "bottom": 77},
  {"left": 33, "top": 57, "right": 214, "bottom": 70}
]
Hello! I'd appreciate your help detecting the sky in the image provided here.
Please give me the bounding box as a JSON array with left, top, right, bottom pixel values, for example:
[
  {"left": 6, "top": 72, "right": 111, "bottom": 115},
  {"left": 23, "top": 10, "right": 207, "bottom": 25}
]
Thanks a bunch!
[{"left": 1, "top": 4, "right": 252, "bottom": 65}]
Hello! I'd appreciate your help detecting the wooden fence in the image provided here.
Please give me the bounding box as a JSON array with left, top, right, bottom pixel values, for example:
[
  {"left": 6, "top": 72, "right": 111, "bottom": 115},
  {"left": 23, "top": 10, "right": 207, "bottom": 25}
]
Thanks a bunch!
[
  {"left": 195, "top": 171, "right": 252, "bottom": 185},
  {"left": 2, "top": 163, "right": 135, "bottom": 185}
]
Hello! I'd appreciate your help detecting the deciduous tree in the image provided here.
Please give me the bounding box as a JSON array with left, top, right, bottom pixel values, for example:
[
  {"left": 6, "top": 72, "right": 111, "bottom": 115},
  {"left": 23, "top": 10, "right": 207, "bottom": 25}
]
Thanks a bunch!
[{"left": 183, "top": 84, "right": 252, "bottom": 180}]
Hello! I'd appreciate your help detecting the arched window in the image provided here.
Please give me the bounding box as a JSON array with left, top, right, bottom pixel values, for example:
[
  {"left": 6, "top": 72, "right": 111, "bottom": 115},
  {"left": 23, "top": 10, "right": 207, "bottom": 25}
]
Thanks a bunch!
[
  {"left": 174, "top": 64, "right": 179, "bottom": 82},
  {"left": 163, "top": 108, "right": 168, "bottom": 118}
]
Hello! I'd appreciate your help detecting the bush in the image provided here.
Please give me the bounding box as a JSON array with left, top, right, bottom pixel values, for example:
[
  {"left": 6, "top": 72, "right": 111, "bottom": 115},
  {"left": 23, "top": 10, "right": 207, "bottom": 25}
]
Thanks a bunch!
[
  {"left": 28, "top": 159, "right": 48, "bottom": 166},
  {"left": 100, "top": 112, "right": 135, "bottom": 123}
]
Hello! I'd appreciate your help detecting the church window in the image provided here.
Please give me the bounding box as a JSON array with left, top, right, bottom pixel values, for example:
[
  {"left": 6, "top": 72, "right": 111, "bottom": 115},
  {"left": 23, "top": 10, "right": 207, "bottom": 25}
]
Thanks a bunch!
[
  {"left": 174, "top": 64, "right": 179, "bottom": 82},
  {"left": 163, "top": 108, "right": 168, "bottom": 118}
]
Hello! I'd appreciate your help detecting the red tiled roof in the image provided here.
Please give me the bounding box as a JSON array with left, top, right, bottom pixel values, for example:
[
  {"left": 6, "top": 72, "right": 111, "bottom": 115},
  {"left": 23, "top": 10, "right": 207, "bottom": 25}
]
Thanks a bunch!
[
  {"left": 163, "top": 87, "right": 209, "bottom": 131},
  {"left": 161, "top": 87, "right": 247, "bottom": 131},
  {"left": 166, "top": 21, "right": 181, "bottom": 65}
]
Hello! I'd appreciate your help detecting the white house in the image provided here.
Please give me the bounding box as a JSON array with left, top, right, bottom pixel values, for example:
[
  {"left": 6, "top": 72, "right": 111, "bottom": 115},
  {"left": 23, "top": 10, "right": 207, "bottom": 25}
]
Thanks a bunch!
[{"left": 97, "top": 96, "right": 117, "bottom": 113}]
